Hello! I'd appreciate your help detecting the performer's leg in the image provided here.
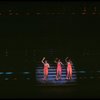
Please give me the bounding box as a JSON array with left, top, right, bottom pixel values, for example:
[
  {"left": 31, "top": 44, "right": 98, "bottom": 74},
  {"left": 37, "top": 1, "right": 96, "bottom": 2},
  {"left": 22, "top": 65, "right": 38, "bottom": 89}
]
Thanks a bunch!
[
  {"left": 58, "top": 71, "right": 60, "bottom": 79},
  {"left": 43, "top": 68, "right": 46, "bottom": 80},
  {"left": 58, "top": 69, "right": 61, "bottom": 80},
  {"left": 59, "top": 70, "right": 62, "bottom": 79},
  {"left": 69, "top": 69, "right": 72, "bottom": 80},
  {"left": 56, "top": 69, "right": 58, "bottom": 80},
  {"left": 46, "top": 69, "right": 48, "bottom": 80},
  {"left": 66, "top": 68, "right": 69, "bottom": 79}
]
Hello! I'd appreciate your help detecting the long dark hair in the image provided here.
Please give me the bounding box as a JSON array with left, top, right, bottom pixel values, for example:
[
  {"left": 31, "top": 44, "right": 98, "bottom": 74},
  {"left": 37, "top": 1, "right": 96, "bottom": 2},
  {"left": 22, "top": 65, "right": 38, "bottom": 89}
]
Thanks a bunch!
[
  {"left": 67, "top": 57, "right": 71, "bottom": 62},
  {"left": 55, "top": 58, "right": 60, "bottom": 62}
]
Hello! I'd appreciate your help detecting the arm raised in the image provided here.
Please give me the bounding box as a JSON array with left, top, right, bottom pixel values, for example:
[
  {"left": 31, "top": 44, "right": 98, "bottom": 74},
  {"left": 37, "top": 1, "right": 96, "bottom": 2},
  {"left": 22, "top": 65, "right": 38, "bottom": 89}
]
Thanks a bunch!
[{"left": 41, "top": 57, "right": 45, "bottom": 64}]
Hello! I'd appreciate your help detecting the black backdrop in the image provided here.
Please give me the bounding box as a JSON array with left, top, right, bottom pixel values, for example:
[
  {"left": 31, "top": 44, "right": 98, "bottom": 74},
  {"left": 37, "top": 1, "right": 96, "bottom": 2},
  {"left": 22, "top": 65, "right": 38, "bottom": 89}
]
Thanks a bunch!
[{"left": 0, "top": 1, "right": 100, "bottom": 71}]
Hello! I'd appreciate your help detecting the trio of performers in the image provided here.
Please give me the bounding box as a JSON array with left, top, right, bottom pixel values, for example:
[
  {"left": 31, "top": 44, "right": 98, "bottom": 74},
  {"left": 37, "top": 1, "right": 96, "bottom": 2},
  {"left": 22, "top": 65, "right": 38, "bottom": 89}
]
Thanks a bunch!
[{"left": 41, "top": 57, "right": 73, "bottom": 80}]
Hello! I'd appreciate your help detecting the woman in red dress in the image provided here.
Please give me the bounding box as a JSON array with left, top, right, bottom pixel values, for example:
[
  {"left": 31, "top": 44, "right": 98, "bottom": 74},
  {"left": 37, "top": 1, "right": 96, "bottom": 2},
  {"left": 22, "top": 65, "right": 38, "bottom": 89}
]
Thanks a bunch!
[
  {"left": 54, "top": 58, "right": 63, "bottom": 80},
  {"left": 65, "top": 57, "right": 73, "bottom": 80},
  {"left": 41, "top": 57, "right": 50, "bottom": 80}
]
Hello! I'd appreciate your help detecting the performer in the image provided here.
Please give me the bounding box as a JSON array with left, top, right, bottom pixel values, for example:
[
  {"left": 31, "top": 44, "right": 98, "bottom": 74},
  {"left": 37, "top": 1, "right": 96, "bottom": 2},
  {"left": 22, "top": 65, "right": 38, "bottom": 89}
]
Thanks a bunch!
[
  {"left": 54, "top": 58, "right": 63, "bottom": 80},
  {"left": 41, "top": 57, "right": 50, "bottom": 80},
  {"left": 65, "top": 57, "right": 73, "bottom": 80}
]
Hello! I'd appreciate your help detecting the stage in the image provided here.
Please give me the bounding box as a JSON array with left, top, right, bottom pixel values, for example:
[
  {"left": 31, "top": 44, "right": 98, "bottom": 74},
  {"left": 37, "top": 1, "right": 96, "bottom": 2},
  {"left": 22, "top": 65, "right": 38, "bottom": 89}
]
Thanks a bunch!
[
  {"left": 0, "top": 79, "right": 100, "bottom": 98},
  {"left": 0, "top": 1, "right": 100, "bottom": 99}
]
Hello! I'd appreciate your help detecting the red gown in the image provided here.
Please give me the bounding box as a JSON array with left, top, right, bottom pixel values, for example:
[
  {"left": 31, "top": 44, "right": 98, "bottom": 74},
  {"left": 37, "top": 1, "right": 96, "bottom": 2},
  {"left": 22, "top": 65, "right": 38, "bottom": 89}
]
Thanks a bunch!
[
  {"left": 67, "top": 62, "right": 72, "bottom": 76},
  {"left": 44, "top": 63, "right": 49, "bottom": 76},
  {"left": 57, "top": 62, "right": 62, "bottom": 75}
]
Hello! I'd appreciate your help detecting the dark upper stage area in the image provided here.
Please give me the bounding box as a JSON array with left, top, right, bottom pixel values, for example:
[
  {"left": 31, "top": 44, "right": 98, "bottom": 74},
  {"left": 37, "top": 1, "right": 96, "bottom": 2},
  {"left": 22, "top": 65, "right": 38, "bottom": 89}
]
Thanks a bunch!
[{"left": 0, "top": 1, "right": 99, "bottom": 70}]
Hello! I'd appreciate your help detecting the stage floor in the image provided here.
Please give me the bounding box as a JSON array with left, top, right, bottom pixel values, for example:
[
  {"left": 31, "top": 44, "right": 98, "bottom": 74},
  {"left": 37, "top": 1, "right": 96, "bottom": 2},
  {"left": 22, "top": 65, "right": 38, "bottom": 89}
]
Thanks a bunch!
[{"left": 0, "top": 80, "right": 100, "bottom": 98}]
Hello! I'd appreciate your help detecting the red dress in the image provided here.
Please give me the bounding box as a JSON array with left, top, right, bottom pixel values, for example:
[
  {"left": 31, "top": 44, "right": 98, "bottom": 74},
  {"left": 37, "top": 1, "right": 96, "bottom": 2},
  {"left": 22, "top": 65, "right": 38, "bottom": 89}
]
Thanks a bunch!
[
  {"left": 57, "top": 62, "right": 62, "bottom": 75},
  {"left": 44, "top": 63, "right": 49, "bottom": 75},
  {"left": 67, "top": 62, "right": 72, "bottom": 76}
]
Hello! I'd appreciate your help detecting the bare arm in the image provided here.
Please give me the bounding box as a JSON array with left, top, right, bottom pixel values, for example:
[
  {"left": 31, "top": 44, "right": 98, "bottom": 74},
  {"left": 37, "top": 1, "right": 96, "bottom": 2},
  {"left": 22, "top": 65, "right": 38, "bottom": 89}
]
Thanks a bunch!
[
  {"left": 54, "top": 60, "right": 57, "bottom": 63},
  {"left": 41, "top": 57, "right": 45, "bottom": 64},
  {"left": 54, "top": 58, "right": 58, "bottom": 63},
  {"left": 70, "top": 61, "right": 73, "bottom": 66},
  {"left": 60, "top": 61, "right": 64, "bottom": 65},
  {"left": 65, "top": 57, "right": 68, "bottom": 62},
  {"left": 48, "top": 63, "right": 50, "bottom": 68}
]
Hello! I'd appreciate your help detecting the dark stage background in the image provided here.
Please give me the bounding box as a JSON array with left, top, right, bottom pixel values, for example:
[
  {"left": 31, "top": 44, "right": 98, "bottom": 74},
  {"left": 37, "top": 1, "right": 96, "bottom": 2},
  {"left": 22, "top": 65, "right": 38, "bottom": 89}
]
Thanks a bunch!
[{"left": 0, "top": 1, "right": 100, "bottom": 98}]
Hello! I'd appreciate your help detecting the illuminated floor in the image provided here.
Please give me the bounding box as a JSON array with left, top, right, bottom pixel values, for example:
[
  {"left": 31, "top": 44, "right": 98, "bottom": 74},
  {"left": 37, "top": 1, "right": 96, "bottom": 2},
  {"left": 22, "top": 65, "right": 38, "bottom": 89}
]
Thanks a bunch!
[{"left": 36, "top": 66, "right": 77, "bottom": 85}]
